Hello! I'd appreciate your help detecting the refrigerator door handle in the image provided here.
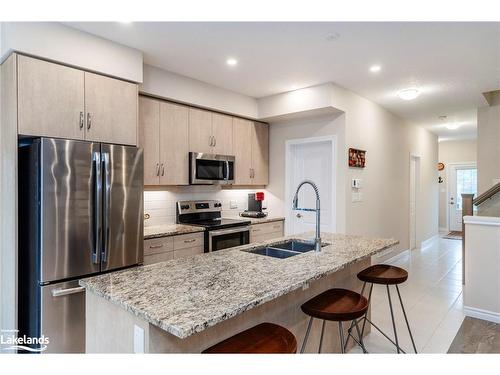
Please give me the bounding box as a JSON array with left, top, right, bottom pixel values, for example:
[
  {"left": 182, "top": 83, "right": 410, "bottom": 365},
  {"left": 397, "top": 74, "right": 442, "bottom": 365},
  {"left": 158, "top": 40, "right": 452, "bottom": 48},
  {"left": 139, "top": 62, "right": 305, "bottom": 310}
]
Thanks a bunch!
[
  {"left": 102, "top": 152, "right": 111, "bottom": 263},
  {"left": 92, "top": 151, "right": 102, "bottom": 264},
  {"left": 51, "top": 286, "right": 85, "bottom": 297}
]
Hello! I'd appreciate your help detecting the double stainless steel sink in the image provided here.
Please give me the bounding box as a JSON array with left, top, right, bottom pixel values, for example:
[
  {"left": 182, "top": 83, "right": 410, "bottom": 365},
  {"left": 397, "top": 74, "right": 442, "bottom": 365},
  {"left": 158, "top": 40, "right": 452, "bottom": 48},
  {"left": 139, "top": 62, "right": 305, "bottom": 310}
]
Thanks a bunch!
[{"left": 244, "top": 240, "right": 328, "bottom": 259}]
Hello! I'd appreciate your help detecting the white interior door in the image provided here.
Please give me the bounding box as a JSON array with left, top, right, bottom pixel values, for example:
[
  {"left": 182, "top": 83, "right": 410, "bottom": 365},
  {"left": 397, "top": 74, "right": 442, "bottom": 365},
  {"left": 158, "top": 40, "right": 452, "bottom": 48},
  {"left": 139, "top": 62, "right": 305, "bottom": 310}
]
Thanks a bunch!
[
  {"left": 448, "top": 164, "right": 477, "bottom": 232},
  {"left": 409, "top": 156, "right": 419, "bottom": 250},
  {"left": 288, "top": 139, "right": 334, "bottom": 235}
]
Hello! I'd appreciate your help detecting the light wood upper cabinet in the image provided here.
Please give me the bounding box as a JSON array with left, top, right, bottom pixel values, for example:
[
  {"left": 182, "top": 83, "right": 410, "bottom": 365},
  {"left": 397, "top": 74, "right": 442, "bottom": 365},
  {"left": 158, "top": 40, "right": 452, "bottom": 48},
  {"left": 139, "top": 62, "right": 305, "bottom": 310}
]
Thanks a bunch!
[
  {"left": 251, "top": 122, "right": 269, "bottom": 185},
  {"left": 138, "top": 97, "right": 160, "bottom": 185},
  {"left": 188, "top": 109, "right": 234, "bottom": 155},
  {"left": 84, "top": 72, "right": 138, "bottom": 145},
  {"left": 138, "top": 96, "right": 189, "bottom": 186},
  {"left": 16, "top": 55, "right": 138, "bottom": 145},
  {"left": 159, "top": 102, "right": 189, "bottom": 185},
  {"left": 233, "top": 118, "right": 269, "bottom": 186},
  {"left": 232, "top": 118, "right": 253, "bottom": 185},
  {"left": 188, "top": 108, "right": 213, "bottom": 154},
  {"left": 17, "top": 55, "right": 85, "bottom": 140},
  {"left": 212, "top": 113, "right": 233, "bottom": 155}
]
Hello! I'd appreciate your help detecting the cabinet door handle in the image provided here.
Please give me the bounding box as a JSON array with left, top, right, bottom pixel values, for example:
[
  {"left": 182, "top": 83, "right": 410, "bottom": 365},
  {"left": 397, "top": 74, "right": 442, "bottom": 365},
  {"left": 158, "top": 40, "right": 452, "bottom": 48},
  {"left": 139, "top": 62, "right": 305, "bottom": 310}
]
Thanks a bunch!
[
  {"left": 79, "top": 111, "right": 84, "bottom": 130},
  {"left": 161, "top": 163, "right": 165, "bottom": 176},
  {"left": 209, "top": 136, "right": 213, "bottom": 147},
  {"left": 213, "top": 136, "right": 216, "bottom": 147},
  {"left": 149, "top": 244, "right": 164, "bottom": 249},
  {"left": 184, "top": 238, "right": 196, "bottom": 243},
  {"left": 155, "top": 163, "right": 160, "bottom": 176},
  {"left": 87, "top": 113, "right": 92, "bottom": 130}
]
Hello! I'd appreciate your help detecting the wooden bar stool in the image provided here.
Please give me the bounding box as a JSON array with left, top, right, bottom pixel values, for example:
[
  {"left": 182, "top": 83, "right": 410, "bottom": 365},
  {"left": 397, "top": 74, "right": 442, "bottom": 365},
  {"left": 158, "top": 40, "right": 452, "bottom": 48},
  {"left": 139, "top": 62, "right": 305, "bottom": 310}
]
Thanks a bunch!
[
  {"left": 345, "top": 264, "right": 417, "bottom": 354},
  {"left": 300, "top": 288, "right": 369, "bottom": 353},
  {"left": 202, "top": 323, "right": 297, "bottom": 354}
]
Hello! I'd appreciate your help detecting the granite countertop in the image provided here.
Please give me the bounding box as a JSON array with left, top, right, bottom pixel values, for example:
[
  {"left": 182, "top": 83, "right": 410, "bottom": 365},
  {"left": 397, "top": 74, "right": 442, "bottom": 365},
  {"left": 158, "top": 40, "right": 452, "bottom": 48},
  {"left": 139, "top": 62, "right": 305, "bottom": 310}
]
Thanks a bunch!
[
  {"left": 80, "top": 232, "right": 398, "bottom": 339},
  {"left": 144, "top": 224, "right": 205, "bottom": 239}
]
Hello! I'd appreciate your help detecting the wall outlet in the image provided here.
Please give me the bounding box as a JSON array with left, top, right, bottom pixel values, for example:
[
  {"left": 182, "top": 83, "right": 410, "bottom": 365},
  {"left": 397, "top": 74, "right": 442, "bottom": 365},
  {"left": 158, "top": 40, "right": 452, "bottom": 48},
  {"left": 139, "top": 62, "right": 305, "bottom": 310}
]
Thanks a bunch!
[
  {"left": 133, "top": 325, "right": 145, "bottom": 353},
  {"left": 352, "top": 192, "right": 363, "bottom": 202},
  {"left": 230, "top": 200, "right": 238, "bottom": 209}
]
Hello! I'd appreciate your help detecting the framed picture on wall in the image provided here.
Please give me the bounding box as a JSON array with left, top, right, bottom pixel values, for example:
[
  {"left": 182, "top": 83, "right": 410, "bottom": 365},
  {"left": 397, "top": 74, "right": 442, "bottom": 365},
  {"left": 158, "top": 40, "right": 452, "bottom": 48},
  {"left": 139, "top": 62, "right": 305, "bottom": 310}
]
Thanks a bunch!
[{"left": 348, "top": 148, "right": 366, "bottom": 168}]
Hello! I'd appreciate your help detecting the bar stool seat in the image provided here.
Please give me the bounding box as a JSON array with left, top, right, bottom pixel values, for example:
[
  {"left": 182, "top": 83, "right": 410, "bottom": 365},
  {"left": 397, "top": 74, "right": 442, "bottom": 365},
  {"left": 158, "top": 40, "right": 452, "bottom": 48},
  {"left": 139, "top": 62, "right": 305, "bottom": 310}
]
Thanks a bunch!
[
  {"left": 202, "top": 323, "right": 297, "bottom": 354},
  {"left": 301, "top": 288, "right": 368, "bottom": 321},
  {"left": 300, "top": 288, "right": 369, "bottom": 353},
  {"left": 357, "top": 264, "right": 408, "bottom": 285}
]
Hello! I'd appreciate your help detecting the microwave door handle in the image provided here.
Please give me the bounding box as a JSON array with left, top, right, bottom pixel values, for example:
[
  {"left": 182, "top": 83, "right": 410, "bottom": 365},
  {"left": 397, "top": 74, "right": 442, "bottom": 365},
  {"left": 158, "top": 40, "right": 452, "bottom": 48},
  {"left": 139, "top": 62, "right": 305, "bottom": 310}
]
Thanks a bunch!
[
  {"left": 92, "top": 152, "right": 102, "bottom": 264},
  {"left": 102, "top": 152, "right": 111, "bottom": 263},
  {"left": 225, "top": 160, "right": 229, "bottom": 182}
]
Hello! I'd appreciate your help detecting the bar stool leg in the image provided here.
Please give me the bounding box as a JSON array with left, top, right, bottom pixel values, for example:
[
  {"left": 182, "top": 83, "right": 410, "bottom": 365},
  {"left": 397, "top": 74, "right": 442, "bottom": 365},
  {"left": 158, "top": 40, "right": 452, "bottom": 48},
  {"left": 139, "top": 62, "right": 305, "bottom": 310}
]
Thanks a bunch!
[
  {"left": 359, "top": 283, "right": 373, "bottom": 337},
  {"left": 354, "top": 319, "right": 368, "bottom": 353},
  {"left": 301, "top": 317, "right": 313, "bottom": 353},
  {"left": 318, "top": 320, "right": 326, "bottom": 353},
  {"left": 338, "top": 322, "right": 345, "bottom": 354},
  {"left": 344, "top": 282, "right": 369, "bottom": 351},
  {"left": 396, "top": 285, "right": 418, "bottom": 353},
  {"left": 386, "top": 285, "right": 400, "bottom": 354}
]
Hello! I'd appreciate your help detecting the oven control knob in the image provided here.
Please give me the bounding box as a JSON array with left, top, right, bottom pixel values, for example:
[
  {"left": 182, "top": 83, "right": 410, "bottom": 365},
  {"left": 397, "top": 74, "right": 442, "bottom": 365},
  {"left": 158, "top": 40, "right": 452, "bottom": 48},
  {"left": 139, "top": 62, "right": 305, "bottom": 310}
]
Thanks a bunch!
[{"left": 181, "top": 204, "right": 190, "bottom": 210}]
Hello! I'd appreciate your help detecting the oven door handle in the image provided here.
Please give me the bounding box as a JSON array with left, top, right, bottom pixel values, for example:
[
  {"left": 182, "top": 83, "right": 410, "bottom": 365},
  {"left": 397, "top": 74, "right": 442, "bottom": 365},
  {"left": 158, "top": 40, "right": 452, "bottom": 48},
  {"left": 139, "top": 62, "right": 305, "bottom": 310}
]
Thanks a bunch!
[{"left": 209, "top": 226, "right": 251, "bottom": 237}]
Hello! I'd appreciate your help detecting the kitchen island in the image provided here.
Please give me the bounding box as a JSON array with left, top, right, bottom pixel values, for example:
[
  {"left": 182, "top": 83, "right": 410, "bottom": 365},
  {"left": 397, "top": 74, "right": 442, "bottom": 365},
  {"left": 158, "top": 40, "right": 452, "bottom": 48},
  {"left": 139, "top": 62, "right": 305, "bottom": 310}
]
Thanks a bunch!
[{"left": 80, "top": 232, "right": 397, "bottom": 353}]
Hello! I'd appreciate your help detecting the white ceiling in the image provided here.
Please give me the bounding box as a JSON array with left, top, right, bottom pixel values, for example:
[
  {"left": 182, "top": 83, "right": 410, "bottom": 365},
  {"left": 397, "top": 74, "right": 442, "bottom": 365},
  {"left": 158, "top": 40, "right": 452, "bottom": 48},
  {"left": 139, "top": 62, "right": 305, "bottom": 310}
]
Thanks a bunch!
[{"left": 67, "top": 22, "right": 500, "bottom": 140}]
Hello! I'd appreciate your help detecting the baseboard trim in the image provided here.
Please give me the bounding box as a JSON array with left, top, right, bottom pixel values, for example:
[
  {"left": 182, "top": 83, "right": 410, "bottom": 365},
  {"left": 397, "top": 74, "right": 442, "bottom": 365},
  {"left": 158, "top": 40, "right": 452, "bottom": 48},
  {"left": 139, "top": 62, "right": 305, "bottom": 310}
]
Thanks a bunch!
[
  {"left": 463, "top": 306, "right": 500, "bottom": 324},
  {"left": 421, "top": 234, "right": 439, "bottom": 249}
]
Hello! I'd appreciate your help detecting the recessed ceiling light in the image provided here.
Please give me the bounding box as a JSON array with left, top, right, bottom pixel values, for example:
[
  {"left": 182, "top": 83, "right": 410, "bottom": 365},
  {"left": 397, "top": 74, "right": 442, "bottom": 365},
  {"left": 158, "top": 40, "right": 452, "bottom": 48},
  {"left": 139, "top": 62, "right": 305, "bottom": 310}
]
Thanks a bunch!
[
  {"left": 369, "top": 65, "right": 381, "bottom": 73},
  {"left": 325, "top": 32, "right": 341, "bottom": 42},
  {"left": 226, "top": 58, "right": 238, "bottom": 66},
  {"left": 398, "top": 87, "right": 420, "bottom": 101},
  {"left": 446, "top": 123, "right": 460, "bottom": 130}
]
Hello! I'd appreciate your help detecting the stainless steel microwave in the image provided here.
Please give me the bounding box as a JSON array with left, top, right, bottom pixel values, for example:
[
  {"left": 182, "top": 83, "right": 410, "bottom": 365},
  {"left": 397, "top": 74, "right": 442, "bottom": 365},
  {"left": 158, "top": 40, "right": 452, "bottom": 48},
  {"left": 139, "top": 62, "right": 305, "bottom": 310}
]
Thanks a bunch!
[{"left": 189, "top": 152, "right": 235, "bottom": 185}]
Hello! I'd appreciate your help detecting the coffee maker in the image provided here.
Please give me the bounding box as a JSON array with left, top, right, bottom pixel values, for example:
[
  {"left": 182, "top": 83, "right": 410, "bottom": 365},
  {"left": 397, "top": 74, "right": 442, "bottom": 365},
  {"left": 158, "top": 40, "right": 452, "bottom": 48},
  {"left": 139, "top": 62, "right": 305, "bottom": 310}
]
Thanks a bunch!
[{"left": 240, "top": 192, "right": 267, "bottom": 218}]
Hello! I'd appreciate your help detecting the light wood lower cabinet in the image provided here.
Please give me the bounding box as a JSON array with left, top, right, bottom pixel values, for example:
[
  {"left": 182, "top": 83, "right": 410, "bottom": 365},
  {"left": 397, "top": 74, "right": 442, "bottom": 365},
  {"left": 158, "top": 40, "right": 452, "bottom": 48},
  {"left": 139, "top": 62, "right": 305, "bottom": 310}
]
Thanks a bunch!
[
  {"left": 143, "top": 232, "right": 204, "bottom": 265},
  {"left": 249, "top": 221, "right": 284, "bottom": 243}
]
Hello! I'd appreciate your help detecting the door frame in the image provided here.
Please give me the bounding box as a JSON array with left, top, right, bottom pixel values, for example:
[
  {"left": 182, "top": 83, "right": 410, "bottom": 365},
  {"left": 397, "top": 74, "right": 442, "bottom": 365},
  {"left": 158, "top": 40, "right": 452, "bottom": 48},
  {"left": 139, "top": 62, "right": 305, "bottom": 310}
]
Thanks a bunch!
[
  {"left": 409, "top": 153, "right": 421, "bottom": 250},
  {"left": 446, "top": 161, "right": 477, "bottom": 232},
  {"left": 284, "top": 135, "right": 337, "bottom": 235}
]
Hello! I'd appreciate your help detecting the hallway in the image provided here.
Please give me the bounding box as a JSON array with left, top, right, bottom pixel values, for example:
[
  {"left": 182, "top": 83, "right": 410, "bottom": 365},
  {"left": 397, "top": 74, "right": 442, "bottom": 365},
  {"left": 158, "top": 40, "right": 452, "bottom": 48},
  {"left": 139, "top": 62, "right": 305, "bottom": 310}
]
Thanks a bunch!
[{"left": 350, "top": 237, "right": 464, "bottom": 353}]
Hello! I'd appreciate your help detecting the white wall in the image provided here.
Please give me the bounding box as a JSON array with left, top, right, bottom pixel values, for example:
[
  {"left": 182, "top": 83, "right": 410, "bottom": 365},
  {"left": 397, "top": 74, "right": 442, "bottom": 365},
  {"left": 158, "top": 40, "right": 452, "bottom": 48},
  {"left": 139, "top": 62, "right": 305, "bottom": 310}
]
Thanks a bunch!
[
  {"left": 141, "top": 64, "right": 259, "bottom": 118},
  {"left": 438, "top": 140, "right": 477, "bottom": 229},
  {"left": 1, "top": 22, "right": 143, "bottom": 82},
  {"left": 266, "top": 112, "right": 346, "bottom": 234},
  {"left": 477, "top": 99, "right": 500, "bottom": 193},
  {"left": 260, "top": 83, "right": 439, "bottom": 256}
]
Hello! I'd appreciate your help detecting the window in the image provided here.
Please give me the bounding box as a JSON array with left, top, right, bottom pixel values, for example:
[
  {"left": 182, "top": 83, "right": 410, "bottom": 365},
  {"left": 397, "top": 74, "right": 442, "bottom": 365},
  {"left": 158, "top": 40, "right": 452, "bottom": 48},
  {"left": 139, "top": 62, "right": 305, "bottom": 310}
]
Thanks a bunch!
[{"left": 456, "top": 168, "right": 477, "bottom": 210}]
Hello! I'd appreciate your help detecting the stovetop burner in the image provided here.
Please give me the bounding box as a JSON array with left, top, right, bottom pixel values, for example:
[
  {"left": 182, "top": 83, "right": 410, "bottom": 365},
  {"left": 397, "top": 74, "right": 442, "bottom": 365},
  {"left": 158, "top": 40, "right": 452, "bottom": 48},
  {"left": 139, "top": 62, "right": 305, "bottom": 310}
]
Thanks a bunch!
[{"left": 176, "top": 200, "right": 250, "bottom": 230}]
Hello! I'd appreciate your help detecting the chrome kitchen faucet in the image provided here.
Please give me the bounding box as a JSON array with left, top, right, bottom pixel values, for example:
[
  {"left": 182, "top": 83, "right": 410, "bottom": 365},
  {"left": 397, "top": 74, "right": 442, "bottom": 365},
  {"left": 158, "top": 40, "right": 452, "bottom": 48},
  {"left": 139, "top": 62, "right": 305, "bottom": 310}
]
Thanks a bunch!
[{"left": 292, "top": 180, "right": 321, "bottom": 252}]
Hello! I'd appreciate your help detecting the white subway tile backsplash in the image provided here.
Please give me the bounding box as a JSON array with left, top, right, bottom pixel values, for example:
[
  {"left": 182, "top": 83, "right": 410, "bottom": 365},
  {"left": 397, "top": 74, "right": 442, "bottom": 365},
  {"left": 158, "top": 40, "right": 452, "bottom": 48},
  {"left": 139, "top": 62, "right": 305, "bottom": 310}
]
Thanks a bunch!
[{"left": 143, "top": 187, "right": 268, "bottom": 227}]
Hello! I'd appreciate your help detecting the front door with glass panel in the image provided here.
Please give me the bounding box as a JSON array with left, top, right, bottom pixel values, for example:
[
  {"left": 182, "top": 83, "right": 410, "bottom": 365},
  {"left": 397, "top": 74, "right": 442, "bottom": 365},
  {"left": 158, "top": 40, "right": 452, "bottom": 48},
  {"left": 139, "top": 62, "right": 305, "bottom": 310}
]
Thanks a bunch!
[{"left": 449, "top": 164, "right": 477, "bottom": 232}]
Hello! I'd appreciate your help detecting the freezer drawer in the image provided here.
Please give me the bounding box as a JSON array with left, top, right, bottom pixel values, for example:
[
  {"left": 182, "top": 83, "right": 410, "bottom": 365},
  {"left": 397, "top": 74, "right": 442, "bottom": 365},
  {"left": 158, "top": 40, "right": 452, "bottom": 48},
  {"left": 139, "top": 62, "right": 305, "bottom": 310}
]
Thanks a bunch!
[{"left": 41, "top": 280, "right": 86, "bottom": 353}]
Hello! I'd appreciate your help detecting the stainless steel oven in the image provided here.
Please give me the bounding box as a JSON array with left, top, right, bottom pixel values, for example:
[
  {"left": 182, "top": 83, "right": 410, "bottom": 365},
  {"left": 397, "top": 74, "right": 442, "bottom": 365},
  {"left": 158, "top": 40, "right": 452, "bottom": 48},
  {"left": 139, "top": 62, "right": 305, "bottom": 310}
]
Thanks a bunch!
[
  {"left": 189, "top": 152, "right": 235, "bottom": 185},
  {"left": 208, "top": 226, "right": 250, "bottom": 252}
]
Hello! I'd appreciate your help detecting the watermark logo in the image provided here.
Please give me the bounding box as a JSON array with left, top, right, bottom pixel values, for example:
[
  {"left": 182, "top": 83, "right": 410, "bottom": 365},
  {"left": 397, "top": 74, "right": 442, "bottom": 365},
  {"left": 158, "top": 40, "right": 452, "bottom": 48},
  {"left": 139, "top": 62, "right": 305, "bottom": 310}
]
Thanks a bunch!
[{"left": 1, "top": 329, "right": 49, "bottom": 353}]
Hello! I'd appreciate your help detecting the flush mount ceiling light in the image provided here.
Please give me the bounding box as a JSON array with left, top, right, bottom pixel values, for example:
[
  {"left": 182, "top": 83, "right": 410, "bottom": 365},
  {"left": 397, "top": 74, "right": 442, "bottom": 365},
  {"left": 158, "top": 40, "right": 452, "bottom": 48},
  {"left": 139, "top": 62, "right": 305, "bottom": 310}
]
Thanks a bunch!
[
  {"left": 226, "top": 58, "right": 238, "bottom": 67},
  {"left": 397, "top": 87, "right": 420, "bottom": 101},
  {"left": 369, "top": 65, "right": 381, "bottom": 73}
]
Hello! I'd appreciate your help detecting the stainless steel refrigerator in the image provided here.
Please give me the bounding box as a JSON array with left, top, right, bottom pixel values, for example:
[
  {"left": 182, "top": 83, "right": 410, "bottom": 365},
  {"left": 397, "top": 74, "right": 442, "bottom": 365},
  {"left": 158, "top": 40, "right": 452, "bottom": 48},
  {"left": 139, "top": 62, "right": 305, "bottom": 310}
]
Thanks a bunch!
[{"left": 18, "top": 138, "right": 144, "bottom": 353}]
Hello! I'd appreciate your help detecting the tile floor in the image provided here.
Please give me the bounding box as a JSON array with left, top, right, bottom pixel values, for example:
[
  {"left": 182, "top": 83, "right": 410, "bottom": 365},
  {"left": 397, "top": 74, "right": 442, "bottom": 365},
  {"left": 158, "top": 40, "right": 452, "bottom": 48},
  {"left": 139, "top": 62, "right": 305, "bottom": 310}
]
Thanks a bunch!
[{"left": 349, "top": 236, "right": 464, "bottom": 353}]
